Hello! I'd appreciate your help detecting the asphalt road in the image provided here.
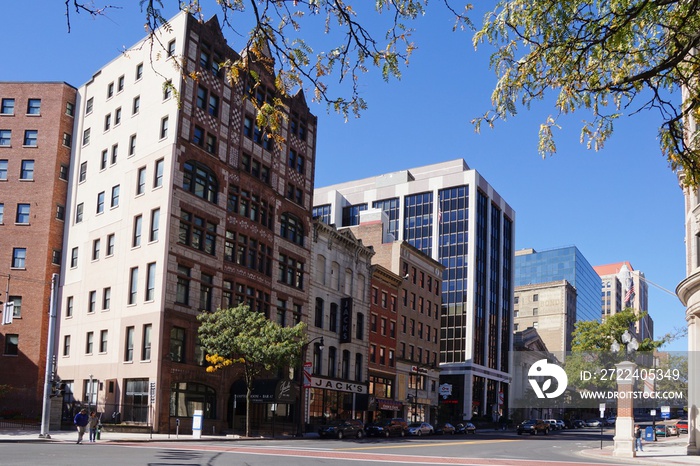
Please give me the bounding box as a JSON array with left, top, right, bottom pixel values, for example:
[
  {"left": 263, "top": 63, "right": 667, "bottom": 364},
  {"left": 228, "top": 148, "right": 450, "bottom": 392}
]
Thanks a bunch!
[{"left": 3, "top": 428, "right": 623, "bottom": 466}]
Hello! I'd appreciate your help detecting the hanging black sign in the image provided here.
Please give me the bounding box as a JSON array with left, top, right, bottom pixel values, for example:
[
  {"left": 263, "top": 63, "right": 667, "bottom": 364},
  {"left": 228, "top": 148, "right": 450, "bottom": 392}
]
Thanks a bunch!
[{"left": 339, "top": 297, "right": 353, "bottom": 343}]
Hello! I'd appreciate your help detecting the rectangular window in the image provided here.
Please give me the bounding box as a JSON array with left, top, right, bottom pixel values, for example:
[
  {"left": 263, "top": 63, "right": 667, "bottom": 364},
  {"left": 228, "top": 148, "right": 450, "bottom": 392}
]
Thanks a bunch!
[
  {"left": 66, "top": 296, "right": 73, "bottom": 317},
  {"left": 85, "top": 331, "right": 94, "bottom": 354},
  {"left": 100, "top": 150, "right": 108, "bottom": 170},
  {"left": 0, "top": 98, "right": 14, "bottom": 115},
  {"left": 125, "top": 326, "right": 134, "bottom": 362},
  {"left": 118, "top": 75, "right": 125, "bottom": 92},
  {"left": 111, "top": 144, "right": 118, "bottom": 164},
  {"left": 99, "top": 329, "right": 108, "bottom": 353},
  {"left": 11, "top": 248, "right": 26, "bottom": 269},
  {"left": 102, "top": 287, "right": 111, "bottom": 310},
  {"left": 88, "top": 290, "right": 96, "bottom": 313},
  {"left": 70, "top": 247, "right": 78, "bottom": 268},
  {"left": 104, "top": 113, "right": 111, "bottom": 131},
  {"left": 136, "top": 63, "right": 143, "bottom": 80},
  {"left": 63, "top": 335, "right": 71, "bottom": 357},
  {"left": 9, "top": 296, "right": 21, "bottom": 318},
  {"left": 149, "top": 208, "right": 160, "bottom": 242},
  {"left": 107, "top": 82, "right": 114, "bottom": 98},
  {"left": 23, "top": 130, "right": 38, "bottom": 146},
  {"left": 169, "top": 327, "right": 185, "bottom": 363},
  {"left": 75, "top": 202, "right": 83, "bottom": 223},
  {"left": 52, "top": 249, "right": 61, "bottom": 265},
  {"left": 133, "top": 215, "right": 142, "bottom": 247},
  {"left": 196, "top": 86, "right": 207, "bottom": 109},
  {"left": 133, "top": 95, "right": 140, "bottom": 114},
  {"left": 0, "top": 130, "right": 10, "bottom": 146},
  {"left": 208, "top": 94, "right": 219, "bottom": 116},
  {"left": 160, "top": 116, "right": 169, "bottom": 139},
  {"left": 115, "top": 107, "right": 122, "bottom": 125},
  {"left": 176, "top": 265, "right": 190, "bottom": 305},
  {"left": 0, "top": 203, "right": 3, "bottom": 223},
  {"left": 205, "top": 134, "right": 216, "bottom": 154},
  {"left": 59, "top": 164, "right": 68, "bottom": 180},
  {"left": 167, "top": 39, "right": 176, "bottom": 56},
  {"left": 66, "top": 101, "right": 75, "bottom": 116},
  {"left": 129, "top": 134, "right": 136, "bottom": 156},
  {"left": 107, "top": 234, "right": 115, "bottom": 256},
  {"left": 82, "top": 128, "right": 91, "bottom": 146},
  {"left": 111, "top": 185, "right": 120, "bottom": 207},
  {"left": 85, "top": 97, "right": 93, "bottom": 114},
  {"left": 154, "top": 159, "right": 164, "bottom": 187},
  {"left": 27, "top": 99, "right": 41, "bottom": 115},
  {"left": 200, "top": 273, "right": 213, "bottom": 312},
  {"left": 142, "top": 324, "right": 152, "bottom": 360},
  {"left": 0, "top": 160, "right": 6, "bottom": 180},
  {"left": 92, "top": 239, "right": 100, "bottom": 260},
  {"left": 62, "top": 132, "right": 72, "bottom": 147},
  {"left": 192, "top": 126, "right": 204, "bottom": 146},
  {"left": 128, "top": 267, "right": 138, "bottom": 304},
  {"left": 4, "top": 334, "right": 18, "bottom": 355},
  {"left": 163, "top": 80, "right": 173, "bottom": 100},
  {"left": 96, "top": 191, "right": 105, "bottom": 213},
  {"left": 137, "top": 166, "right": 146, "bottom": 195},
  {"left": 15, "top": 203, "right": 30, "bottom": 224},
  {"left": 146, "top": 262, "right": 156, "bottom": 301}
]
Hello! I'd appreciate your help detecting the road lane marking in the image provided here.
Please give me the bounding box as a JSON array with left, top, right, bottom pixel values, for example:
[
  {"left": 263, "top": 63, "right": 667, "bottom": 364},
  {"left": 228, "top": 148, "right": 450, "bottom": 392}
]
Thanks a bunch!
[{"left": 341, "top": 439, "right": 519, "bottom": 451}]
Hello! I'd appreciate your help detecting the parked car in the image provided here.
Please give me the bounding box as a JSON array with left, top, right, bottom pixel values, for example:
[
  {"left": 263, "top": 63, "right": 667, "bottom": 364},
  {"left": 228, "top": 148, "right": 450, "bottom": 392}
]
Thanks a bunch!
[
  {"left": 434, "top": 422, "right": 456, "bottom": 435},
  {"left": 455, "top": 422, "right": 477, "bottom": 434},
  {"left": 656, "top": 424, "right": 679, "bottom": 437},
  {"left": 604, "top": 417, "right": 617, "bottom": 427},
  {"left": 585, "top": 419, "right": 602, "bottom": 428},
  {"left": 407, "top": 422, "right": 434, "bottom": 436},
  {"left": 572, "top": 419, "right": 586, "bottom": 429},
  {"left": 516, "top": 419, "right": 549, "bottom": 435},
  {"left": 555, "top": 420, "right": 566, "bottom": 430},
  {"left": 545, "top": 419, "right": 559, "bottom": 431},
  {"left": 318, "top": 419, "right": 365, "bottom": 439},
  {"left": 365, "top": 418, "right": 408, "bottom": 437},
  {"left": 676, "top": 420, "right": 689, "bottom": 433}
]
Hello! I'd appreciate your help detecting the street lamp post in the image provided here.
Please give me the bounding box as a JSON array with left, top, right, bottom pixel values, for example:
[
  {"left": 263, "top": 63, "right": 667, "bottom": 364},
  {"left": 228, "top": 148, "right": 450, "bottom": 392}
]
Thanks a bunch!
[{"left": 297, "top": 336, "right": 323, "bottom": 437}]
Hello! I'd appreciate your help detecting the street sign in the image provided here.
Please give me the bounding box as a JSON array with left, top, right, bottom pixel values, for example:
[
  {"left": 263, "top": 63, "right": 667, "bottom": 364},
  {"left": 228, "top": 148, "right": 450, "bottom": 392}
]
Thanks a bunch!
[{"left": 661, "top": 406, "right": 671, "bottom": 419}]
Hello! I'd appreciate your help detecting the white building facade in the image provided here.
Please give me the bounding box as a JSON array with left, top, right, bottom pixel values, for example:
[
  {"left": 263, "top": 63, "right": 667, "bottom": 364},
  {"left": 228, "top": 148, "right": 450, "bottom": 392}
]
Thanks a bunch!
[{"left": 314, "top": 159, "right": 515, "bottom": 422}]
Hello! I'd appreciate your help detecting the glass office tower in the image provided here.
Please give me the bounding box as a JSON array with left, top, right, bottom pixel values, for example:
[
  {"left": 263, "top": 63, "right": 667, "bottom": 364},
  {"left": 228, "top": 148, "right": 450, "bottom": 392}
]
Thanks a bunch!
[
  {"left": 515, "top": 246, "right": 602, "bottom": 323},
  {"left": 314, "top": 159, "right": 515, "bottom": 422}
]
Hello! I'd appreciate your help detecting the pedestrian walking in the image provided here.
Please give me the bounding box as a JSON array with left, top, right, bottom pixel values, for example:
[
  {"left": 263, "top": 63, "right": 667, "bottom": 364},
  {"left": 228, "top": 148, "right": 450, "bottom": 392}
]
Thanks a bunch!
[
  {"left": 74, "top": 408, "right": 89, "bottom": 444},
  {"left": 87, "top": 411, "right": 99, "bottom": 442},
  {"left": 634, "top": 424, "right": 644, "bottom": 452}
]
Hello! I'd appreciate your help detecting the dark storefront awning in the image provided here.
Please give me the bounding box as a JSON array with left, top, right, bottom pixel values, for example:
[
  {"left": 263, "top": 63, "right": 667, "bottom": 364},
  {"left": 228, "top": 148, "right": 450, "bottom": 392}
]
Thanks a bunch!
[{"left": 376, "top": 398, "right": 403, "bottom": 411}]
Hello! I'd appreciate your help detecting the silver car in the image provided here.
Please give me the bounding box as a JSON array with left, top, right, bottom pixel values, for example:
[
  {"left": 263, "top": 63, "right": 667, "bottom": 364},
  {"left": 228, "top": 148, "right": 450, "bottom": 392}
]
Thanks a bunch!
[{"left": 407, "top": 422, "right": 434, "bottom": 436}]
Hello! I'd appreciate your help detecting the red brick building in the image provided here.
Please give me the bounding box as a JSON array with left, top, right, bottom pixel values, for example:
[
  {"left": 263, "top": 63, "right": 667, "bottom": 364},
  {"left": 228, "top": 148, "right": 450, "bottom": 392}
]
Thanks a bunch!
[{"left": 0, "top": 82, "right": 77, "bottom": 418}]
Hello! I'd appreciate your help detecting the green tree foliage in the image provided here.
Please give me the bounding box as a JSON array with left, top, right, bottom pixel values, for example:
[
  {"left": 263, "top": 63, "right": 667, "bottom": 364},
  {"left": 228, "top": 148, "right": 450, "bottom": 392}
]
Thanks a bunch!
[
  {"left": 67, "top": 1, "right": 700, "bottom": 182},
  {"left": 473, "top": 0, "right": 700, "bottom": 185},
  {"left": 565, "top": 309, "right": 664, "bottom": 391},
  {"left": 197, "top": 304, "right": 305, "bottom": 437}
]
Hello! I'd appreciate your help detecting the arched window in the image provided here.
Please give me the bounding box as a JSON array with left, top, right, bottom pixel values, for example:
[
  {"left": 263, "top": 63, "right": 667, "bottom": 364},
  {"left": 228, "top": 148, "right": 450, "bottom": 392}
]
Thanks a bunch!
[
  {"left": 183, "top": 160, "right": 218, "bottom": 203},
  {"left": 169, "top": 382, "right": 216, "bottom": 419},
  {"left": 280, "top": 212, "right": 304, "bottom": 246}
]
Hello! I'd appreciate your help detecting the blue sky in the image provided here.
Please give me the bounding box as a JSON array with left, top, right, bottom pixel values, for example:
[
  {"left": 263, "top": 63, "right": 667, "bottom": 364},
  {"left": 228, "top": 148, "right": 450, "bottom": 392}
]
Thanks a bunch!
[{"left": 3, "top": 1, "right": 687, "bottom": 351}]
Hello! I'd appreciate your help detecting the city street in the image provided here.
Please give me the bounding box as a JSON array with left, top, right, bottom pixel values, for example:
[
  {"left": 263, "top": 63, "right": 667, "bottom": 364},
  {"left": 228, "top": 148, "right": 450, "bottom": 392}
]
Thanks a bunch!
[{"left": 1, "top": 429, "right": 631, "bottom": 466}]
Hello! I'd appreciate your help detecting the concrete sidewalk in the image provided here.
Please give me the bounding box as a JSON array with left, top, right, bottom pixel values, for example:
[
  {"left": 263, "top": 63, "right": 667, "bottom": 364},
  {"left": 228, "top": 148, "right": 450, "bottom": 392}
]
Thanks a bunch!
[
  {"left": 580, "top": 435, "right": 699, "bottom": 465},
  {"left": 2, "top": 427, "right": 699, "bottom": 465}
]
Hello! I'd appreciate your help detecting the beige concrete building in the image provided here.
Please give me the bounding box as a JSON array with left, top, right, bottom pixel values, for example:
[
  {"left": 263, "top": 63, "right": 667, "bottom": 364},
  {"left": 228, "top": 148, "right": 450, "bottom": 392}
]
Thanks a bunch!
[
  {"left": 513, "top": 280, "right": 577, "bottom": 356},
  {"left": 57, "top": 12, "right": 318, "bottom": 434},
  {"left": 306, "top": 220, "right": 374, "bottom": 428},
  {"left": 593, "top": 262, "right": 654, "bottom": 341}
]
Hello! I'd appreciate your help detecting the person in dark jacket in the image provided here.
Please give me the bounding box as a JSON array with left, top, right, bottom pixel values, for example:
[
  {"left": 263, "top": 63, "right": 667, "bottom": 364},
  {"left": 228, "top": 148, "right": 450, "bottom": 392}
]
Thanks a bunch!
[
  {"left": 634, "top": 424, "right": 644, "bottom": 452},
  {"left": 74, "top": 408, "right": 89, "bottom": 444}
]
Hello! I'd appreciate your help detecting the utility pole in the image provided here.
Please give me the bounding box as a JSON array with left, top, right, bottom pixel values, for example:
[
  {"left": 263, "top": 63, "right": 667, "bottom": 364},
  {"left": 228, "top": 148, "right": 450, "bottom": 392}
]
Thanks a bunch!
[{"left": 39, "top": 273, "right": 59, "bottom": 438}]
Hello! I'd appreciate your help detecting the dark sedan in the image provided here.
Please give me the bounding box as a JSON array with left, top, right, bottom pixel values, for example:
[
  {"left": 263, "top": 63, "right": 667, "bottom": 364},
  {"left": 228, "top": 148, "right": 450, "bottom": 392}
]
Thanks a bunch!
[
  {"left": 434, "top": 422, "right": 456, "bottom": 435},
  {"left": 318, "top": 419, "right": 365, "bottom": 439}
]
